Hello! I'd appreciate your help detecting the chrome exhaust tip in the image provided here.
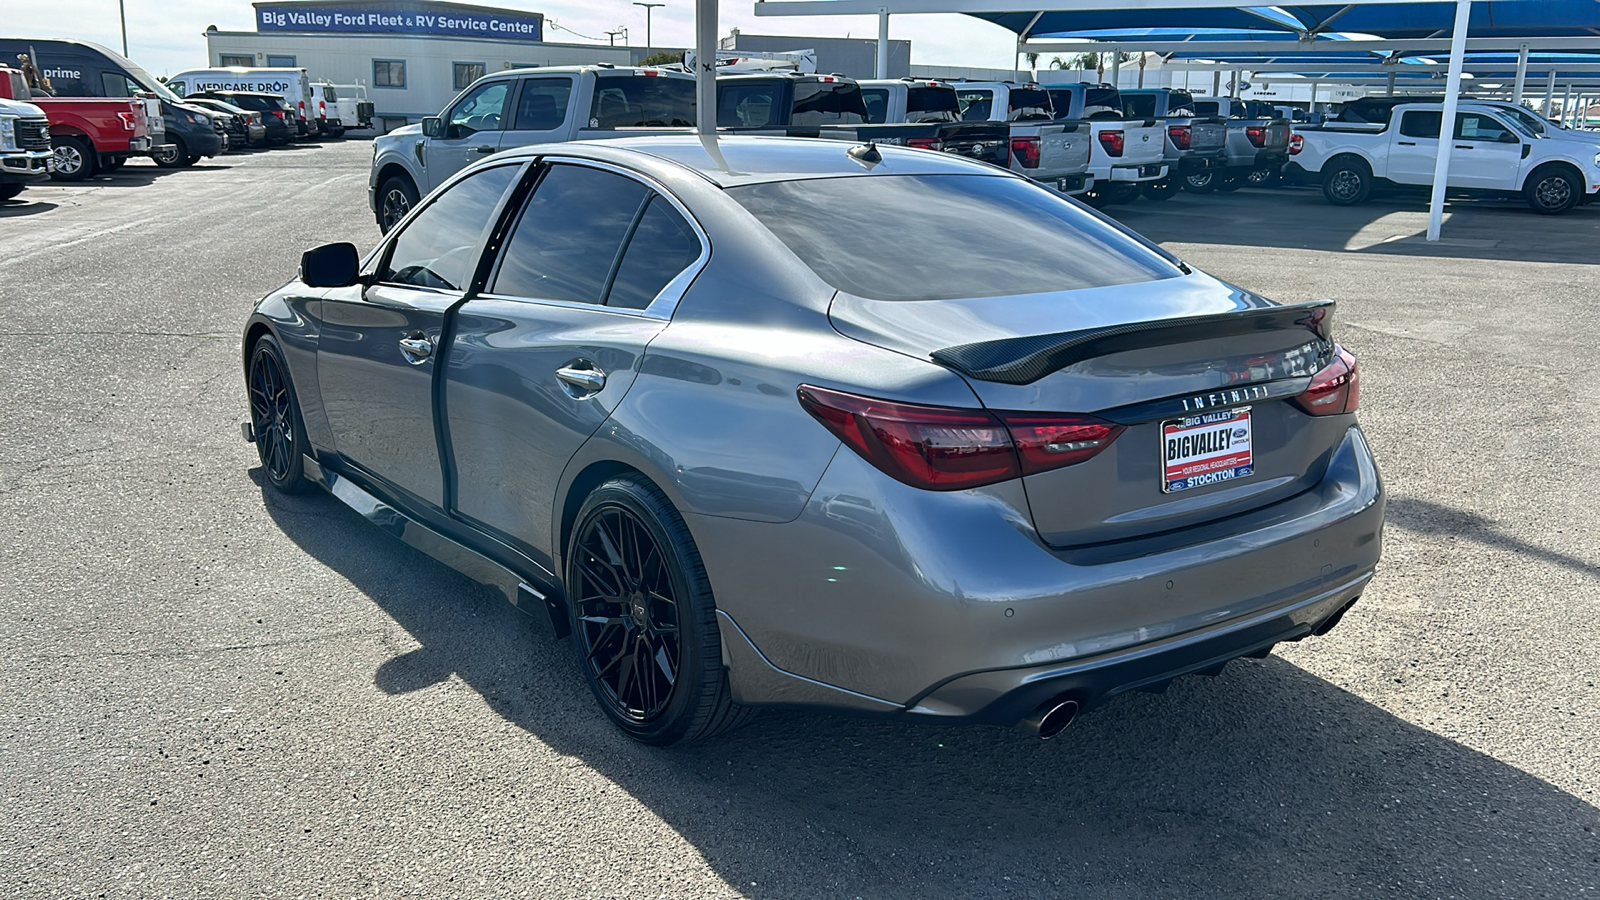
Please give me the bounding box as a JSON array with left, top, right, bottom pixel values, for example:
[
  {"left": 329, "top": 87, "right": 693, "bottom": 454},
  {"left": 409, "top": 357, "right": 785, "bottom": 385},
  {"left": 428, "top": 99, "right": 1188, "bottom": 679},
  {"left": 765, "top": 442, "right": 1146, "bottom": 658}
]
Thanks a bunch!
[{"left": 1022, "top": 697, "right": 1080, "bottom": 740}]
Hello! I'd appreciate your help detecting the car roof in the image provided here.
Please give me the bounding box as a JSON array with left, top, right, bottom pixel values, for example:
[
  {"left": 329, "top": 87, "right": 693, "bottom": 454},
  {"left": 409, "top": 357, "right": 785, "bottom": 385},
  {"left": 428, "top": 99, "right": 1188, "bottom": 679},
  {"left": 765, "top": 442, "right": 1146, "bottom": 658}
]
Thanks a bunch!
[{"left": 498, "top": 134, "right": 1013, "bottom": 188}]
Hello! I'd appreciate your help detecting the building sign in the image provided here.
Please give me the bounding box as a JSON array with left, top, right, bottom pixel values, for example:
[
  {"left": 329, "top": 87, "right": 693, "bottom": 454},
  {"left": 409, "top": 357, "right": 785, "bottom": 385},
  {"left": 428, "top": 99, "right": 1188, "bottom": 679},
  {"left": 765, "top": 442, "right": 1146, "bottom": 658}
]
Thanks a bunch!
[{"left": 257, "top": 4, "right": 543, "bottom": 42}]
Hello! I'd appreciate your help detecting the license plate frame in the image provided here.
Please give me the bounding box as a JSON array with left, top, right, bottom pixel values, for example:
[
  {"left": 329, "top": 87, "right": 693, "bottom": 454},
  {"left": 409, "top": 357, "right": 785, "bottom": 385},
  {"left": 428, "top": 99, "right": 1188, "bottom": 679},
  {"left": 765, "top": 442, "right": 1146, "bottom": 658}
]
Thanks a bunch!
[{"left": 1161, "top": 407, "right": 1254, "bottom": 494}]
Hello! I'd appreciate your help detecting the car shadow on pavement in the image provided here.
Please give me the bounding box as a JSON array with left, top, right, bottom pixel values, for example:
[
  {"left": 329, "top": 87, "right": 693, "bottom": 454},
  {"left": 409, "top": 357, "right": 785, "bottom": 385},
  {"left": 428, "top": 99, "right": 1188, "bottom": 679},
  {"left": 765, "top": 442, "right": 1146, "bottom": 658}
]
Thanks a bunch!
[
  {"left": 259, "top": 480, "right": 1600, "bottom": 898},
  {"left": 1387, "top": 496, "right": 1599, "bottom": 581},
  {"left": 0, "top": 199, "right": 57, "bottom": 217},
  {"left": 1110, "top": 187, "right": 1600, "bottom": 266}
]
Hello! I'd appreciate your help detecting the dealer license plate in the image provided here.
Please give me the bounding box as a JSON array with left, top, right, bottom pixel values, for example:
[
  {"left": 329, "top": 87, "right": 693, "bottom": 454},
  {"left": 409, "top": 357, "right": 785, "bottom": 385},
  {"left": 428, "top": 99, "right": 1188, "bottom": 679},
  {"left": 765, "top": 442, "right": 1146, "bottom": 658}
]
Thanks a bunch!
[{"left": 1161, "top": 408, "right": 1253, "bottom": 493}]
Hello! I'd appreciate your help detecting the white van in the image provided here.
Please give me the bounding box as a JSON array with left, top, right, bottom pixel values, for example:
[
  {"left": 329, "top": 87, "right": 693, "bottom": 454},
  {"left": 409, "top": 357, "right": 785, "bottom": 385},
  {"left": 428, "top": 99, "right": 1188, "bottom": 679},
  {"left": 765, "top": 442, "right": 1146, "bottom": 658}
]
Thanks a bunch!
[
  {"left": 309, "top": 82, "right": 343, "bottom": 138},
  {"left": 166, "top": 67, "right": 316, "bottom": 136}
]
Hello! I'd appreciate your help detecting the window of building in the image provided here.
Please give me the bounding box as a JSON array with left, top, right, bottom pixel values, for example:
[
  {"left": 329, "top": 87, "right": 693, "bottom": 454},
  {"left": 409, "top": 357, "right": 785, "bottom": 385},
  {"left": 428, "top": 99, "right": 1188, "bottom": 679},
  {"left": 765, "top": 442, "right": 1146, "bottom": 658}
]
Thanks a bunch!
[
  {"left": 220, "top": 55, "right": 253, "bottom": 67},
  {"left": 266, "top": 55, "right": 297, "bottom": 67},
  {"left": 373, "top": 59, "right": 407, "bottom": 89},
  {"left": 453, "top": 62, "right": 486, "bottom": 91}
]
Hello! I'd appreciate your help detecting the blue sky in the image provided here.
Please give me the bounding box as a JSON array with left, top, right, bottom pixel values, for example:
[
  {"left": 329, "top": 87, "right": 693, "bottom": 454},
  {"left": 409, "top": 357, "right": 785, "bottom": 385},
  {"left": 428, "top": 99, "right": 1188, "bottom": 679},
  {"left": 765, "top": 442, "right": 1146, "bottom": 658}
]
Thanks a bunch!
[{"left": 9, "top": 0, "right": 1021, "bottom": 77}]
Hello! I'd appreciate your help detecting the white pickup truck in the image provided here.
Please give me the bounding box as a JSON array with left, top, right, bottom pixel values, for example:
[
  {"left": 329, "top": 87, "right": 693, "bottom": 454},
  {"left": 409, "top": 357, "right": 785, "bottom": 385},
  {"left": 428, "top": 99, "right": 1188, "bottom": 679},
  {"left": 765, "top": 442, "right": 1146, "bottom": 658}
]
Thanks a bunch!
[
  {"left": 952, "top": 81, "right": 1096, "bottom": 196},
  {"left": 1043, "top": 82, "right": 1170, "bottom": 204},
  {"left": 1290, "top": 101, "right": 1600, "bottom": 214}
]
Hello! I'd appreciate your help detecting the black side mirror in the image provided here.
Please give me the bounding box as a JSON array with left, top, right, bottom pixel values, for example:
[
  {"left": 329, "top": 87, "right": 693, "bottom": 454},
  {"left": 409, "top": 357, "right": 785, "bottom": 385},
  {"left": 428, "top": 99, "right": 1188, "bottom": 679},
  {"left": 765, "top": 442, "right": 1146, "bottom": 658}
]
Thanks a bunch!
[
  {"left": 1499, "top": 132, "right": 1520, "bottom": 144},
  {"left": 421, "top": 116, "right": 444, "bottom": 138},
  {"left": 300, "top": 242, "right": 360, "bottom": 288}
]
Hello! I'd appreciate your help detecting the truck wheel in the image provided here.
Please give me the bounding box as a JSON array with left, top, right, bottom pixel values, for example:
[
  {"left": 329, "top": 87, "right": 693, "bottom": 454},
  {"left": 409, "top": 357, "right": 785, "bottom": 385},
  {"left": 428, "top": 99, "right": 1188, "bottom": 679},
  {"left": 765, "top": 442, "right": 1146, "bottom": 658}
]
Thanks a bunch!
[
  {"left": 1524, "top": 166, "right": 1580, "bottom": 215},
  {"left": 153, "top": 137, "right": 190, "bottom": 169},
  {"left": 50, "top": 136, "right": 97, "bottom": 181},
  {"left": 1216, "top": 171, "right": 1245, "bottom": 193},
  {"left": 377, "top": 175, "right": 420, "bottom": 234},
  {"left": 0, "top": 184, "right": 23, "bottom": 201},
  {"left": 1140, "top": 178, "right": 1180, "bottom": 201},
  {"left": 1183, "top": 171, "right": 1217, "bottom": 193},
  {"left": 1322, "top": 159, "right": 1371, "bottom": 206},
  {"left": 1247, "top": 166, "right": 1280, "bottom": 187}
]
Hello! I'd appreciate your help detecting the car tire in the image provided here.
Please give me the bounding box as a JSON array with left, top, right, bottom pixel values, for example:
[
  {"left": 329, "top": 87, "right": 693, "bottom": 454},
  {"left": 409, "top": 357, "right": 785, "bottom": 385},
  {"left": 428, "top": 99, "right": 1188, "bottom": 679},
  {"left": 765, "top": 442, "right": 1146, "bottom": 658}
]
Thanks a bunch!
[
  {"left": 247, "top": 334, "right": 312, "bottom": 495},
  {"left": 0, "top": 184, "right": 23, "bottom": 201},
  {"left": 565, "top": 474, "right": 754, "bottom": 746},
  {"left": 49, "top": 136, "right": 97, "bottom": 181},
  {"left": 1183, "top": 171, "right": 1217, "bottom": 193},
  {"left": 377, "top": 175, "right": 420, "bottom": 234},
  {"left": 1140, "top": 178, "right": 1180, "bottom": 201},
  {"left": 1322, "top": 158, "right": 1372, "bottom": 206},
  {"left": 153, "top": 137, "right": 189, "bottom": 169},
  {"left": 1524, "top": 165, "right": 1580, "bottom": 215},
  {"left": 186, "top": 154, "right": 202, "bottom": 165},
  {"left": 1247, "top": 166, "right": 1280, "bottom": 187}
]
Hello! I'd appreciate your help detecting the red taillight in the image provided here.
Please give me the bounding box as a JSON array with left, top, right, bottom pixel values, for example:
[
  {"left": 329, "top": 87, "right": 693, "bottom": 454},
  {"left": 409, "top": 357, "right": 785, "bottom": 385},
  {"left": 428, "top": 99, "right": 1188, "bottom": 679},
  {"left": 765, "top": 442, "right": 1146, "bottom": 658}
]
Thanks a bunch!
[
  {"left": 1010, "top": 135, "right": 1041, "bottom": 168},
  {"left": 319, "top": 100, "right": 327, "bottom": 117},
  {"left": 1292, "top": 347, "right": 1360, "bottom": 416},
  {"left": 116, "top": 110, "right": 136, "bottom": 130},
  {"left": 1245, "top": 125, "right": 1266, "bottom": 147},
  {"left": 907, "top": 137, "right": 942, "bottom": 151},
  {"left": 1167, "top": 124, "right": 1191, "bottom": 150},
  {"left": 1289, "top": 133, "right": 1304, "bottom": 155},
  {"left": 797, "top": 385, "right": 1123, "bottom": 491},
  {"left": 1097, "top": 129, "right": 1124, "bottom": 157},
  {"left": 272, "top": 110, "right": 285, "bottom": 120}
]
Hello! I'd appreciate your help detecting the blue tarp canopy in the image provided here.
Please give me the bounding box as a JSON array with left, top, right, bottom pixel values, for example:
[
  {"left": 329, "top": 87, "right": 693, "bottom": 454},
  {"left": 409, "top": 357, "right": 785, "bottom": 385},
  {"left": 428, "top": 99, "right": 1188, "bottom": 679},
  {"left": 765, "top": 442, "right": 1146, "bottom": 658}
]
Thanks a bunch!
[{"left": 983, "top": 1, "right": 1600, "bottom": 41}]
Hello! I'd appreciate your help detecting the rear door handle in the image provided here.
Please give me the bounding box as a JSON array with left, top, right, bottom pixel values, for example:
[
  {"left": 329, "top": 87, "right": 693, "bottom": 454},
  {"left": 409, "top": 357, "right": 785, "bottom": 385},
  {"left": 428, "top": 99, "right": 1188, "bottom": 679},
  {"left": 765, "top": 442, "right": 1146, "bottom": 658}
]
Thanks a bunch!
[
  {"left": 474, "top": 145, "right": 495, "bottom": 154},
  {"left": 398, "top": 333, "right": 433, "bottom": 365},
  {"left": 1397, "top": 141, "right": 1417, "bottom": 146},
  {"left": 1454, "top": 144, "right": 1473, "bottom": 150},
  {"left": 556, "top": 363, "right": 606, "bottom": 398}
]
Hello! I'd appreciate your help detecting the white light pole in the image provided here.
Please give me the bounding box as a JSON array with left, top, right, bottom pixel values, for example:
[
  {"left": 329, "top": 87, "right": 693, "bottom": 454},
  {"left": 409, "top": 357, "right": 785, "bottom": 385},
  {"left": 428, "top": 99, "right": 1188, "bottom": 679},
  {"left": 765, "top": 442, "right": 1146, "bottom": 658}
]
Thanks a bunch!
[
  {"left": 118, "top": 0, "right": 128, "bottom": 56},
  {"left": 634, "top": 3, "right": 664, "bottom": 58},
  {"left": 1425, "top": 0, "right": 1473, "bottom": 242}
]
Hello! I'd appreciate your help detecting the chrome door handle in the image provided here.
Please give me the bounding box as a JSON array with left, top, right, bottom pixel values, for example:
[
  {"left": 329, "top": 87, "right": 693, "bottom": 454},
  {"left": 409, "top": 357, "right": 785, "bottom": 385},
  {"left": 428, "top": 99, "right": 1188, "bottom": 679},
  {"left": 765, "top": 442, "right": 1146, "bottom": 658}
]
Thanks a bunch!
[
  {"left": 556, "top": 364, "right": 606, "bottom": 397},
  {"left": 398, "top": 333, "right": 434, "bottom": 365}
]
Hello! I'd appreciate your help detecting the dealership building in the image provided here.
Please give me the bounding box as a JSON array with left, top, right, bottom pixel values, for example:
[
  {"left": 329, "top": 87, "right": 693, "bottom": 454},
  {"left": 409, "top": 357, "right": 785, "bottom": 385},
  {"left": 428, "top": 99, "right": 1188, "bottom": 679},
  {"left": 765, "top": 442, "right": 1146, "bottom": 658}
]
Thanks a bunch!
[{"left": 204, "top": 0, "right": 630, "bottom": 131}]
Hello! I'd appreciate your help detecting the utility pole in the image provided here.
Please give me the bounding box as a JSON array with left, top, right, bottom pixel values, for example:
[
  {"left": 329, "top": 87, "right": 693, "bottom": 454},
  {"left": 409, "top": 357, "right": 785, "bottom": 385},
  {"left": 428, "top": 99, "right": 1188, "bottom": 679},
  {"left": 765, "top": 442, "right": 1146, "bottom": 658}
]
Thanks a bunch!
[
  {"left": 605, "top": 27, "right": 627, "bottom": 47},
  {"left": 634, "top": 3, "right": 664, "bottom": 58},
  {"left": 118, "top": 0, "right": 128, "bottom": 56}
]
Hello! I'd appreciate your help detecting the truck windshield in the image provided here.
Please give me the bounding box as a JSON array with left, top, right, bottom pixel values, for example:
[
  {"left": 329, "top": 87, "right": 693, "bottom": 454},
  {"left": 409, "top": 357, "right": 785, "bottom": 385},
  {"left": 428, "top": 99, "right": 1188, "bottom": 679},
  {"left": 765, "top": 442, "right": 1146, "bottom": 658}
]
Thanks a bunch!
[
  {"left": 905, "top": 86, "right": 959, "bottom": 123},
  {"left": 728, "top": 174, "right": 1179, "bottom": 301},
  {"left": 591, "top": 75, "right": 695, "bottom": 127}
]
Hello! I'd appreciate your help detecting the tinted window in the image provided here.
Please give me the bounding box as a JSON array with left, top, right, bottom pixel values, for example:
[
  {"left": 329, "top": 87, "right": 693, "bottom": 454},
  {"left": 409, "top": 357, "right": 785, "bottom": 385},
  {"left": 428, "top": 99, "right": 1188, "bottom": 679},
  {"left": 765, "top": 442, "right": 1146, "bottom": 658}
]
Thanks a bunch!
[
  {"left": 1084, "top": 86, "right": 1121, "bottom": 111},
  {"left": 718, "top": 82, "right": 779, "bottom": 128},
  {"left": 102, "top": 73, "right": 139, "bottom": 97},
  {"left": 491, "top": 165, "right": 649, "bottom": 304},
  {"left": 957, "top": 89, "right": 994, "bottom": 121},
  {"left": 1168, "top": 93, "right": 1196, "bottom": 117},
  {"left": 791, "top": 82, "right": 866, "bottom": 125},
  {"left": 589, "top": 75, "right": 695, "bottom": 127},
  {"left": 1194, "top": 100, "right": 1220, "bottom": 117},
  {"left": 448, "top": 80, "right": 509, "bottom": 135},
  {"left": 1008, "top": 88, "right": 1053, "bottom": 121},
  {"left": 1457, "top": 113, "right": 1512, "bottom": 141},
  {"left": 729, "top": 175, "right": 1179, "bottom": 302},
  {"left": 1122, "top": 93, "right": 1156, "bottom": 118},
  {"left": 607, "top": 197, "right": 702, "bottom": 310},
  {"left": 1399, "top": 110, "right": 1441, "bottom": 138},
  {"left": 514, "top": 78, "right": 572, "bottom": 130},
  {"left": 382, "top": 165, "right": 519, "bottom": 290},
  {"left": 861, "top": 88, "right": 889, "bottom": 124},
  {"left": 906, "top": 86, "right": 959, "bottom": 123}
]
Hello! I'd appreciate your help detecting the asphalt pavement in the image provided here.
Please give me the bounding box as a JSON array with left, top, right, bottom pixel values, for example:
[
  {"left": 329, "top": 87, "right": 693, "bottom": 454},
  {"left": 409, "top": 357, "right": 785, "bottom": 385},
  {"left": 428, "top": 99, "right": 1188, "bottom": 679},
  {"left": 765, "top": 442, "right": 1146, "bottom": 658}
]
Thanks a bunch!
[{"left": 1, "top": 142, "right": 1597, "bottom": 898}]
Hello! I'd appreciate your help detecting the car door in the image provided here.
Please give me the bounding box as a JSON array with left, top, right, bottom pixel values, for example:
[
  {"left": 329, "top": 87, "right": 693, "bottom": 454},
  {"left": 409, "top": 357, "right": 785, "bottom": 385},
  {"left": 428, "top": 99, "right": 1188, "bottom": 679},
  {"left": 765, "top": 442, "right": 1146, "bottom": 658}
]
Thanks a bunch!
[
  {"left": 316, "top": 161, "right": 525, "bottom": 509},
  {"left": 443, "top": 161, "right": 707, "bottom": 563},
  {"left": 1389, "top": 110, "right": 1442, "bottom": 185},
  {"left": 497, "top": 75, "right": 575, "bottom": 151},
  {"left": 1450, "top": 111, "right": 1524, "bottom": 190},
  {"left": 422, "top": 79, "right": 513, "bottom": 193}
]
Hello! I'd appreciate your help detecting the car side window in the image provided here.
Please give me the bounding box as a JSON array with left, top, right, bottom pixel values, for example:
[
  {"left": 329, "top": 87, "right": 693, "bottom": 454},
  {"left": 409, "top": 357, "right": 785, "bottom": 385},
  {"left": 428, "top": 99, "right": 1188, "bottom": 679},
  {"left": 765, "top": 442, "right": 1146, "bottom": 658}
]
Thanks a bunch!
[
  {"left": 512, "top": 78, "right": 572, "bottom": 131},
  {"left": 1399, "top": 111, "right": 1442, "bottom": 139},
  {"left": 606, "top": 197, "right": 703, "bottom": 310},
  {"left": 447, "top": 80, "right": 509, "bottom": 136},
  {"left": 381, "top": 164, "right": 520, "bottom": 291},
  {"left": 1457, "top": 113, "right": 1511, "bottom": 142},
  {"left": 718, "top": 82, "right": 779, "bottom": 128},
  {"left": 861, "top": 88, "right": 888, "bottom": 124},
  {"left": 957, "top": 90, "right": 993, "bottom": 121},
  {"left": 490, "top": 164, "right": 651, "bottom": 304}
]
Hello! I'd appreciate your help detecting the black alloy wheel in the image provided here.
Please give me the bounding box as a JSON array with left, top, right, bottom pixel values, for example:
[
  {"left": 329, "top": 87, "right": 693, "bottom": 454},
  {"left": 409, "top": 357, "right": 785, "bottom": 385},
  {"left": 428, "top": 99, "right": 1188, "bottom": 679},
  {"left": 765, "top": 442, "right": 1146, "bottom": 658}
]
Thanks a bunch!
[
  {"left": 1322, "top": 160, "right": 1372, "bottom": 206},
  {"left": 1247, "top": 166, "right": 1279, "bottom": 186},
  {"left": 153, "top": 136, "right": 190, "bottom": 169},
  {"left": 50, "top": 136, "right": 96, "bottom": 181},
  {"left": 566, "top": 476, "right": 752, "bottom": 745},
  {"left": 1525, "top": 167, "right": 1579, "bottom": 215},
  {"left": 247, "top": 335, "right": 310, "bottom": 494},
  {"left": 377, "top": 175, "right": 419, "bottom": 234},
  {"left": 1183, "top": 171, "right": 1217, "bottom": 192}
]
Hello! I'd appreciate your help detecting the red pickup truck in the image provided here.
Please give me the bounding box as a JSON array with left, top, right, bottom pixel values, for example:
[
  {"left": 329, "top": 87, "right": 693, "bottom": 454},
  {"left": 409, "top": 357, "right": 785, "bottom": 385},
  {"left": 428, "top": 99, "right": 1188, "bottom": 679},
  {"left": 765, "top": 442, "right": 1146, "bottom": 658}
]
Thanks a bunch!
[{"left": 0, "top": 65, "right": 152, "bottom": 181}]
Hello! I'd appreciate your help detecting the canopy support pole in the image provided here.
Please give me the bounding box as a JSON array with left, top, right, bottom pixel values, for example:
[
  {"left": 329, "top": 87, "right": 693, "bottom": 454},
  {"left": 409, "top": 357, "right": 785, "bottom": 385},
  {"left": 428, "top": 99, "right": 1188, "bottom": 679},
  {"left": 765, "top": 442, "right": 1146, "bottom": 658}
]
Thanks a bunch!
[
  {"left": 877, "top": 8, "right": 889, "bottom": 79},
  {"left": 1386, "top": 70, "right": 1396, "bottom": 97},
  {"left": 696, "top": 0, "right": 717, "bottom": 139},
  {"left": 1110, "top": 51, "right": 1121, "bottom": 88},
  {"left": 1310, "top": 81, "right": 1318, "bottom": 113},
  {"left": 1543, "top": 71, "right": 1556, "bottom": 114},
  {"left": 1562, "top": 83, "right": 1574, "bottom": 124},
  {"left": 1426, "top": 0, "right": 1472, "bottom": 243},
  {"left": 1512, "top": 43, "right": 1528, "bottom": 102},
  {"left": 1212, "top": 71, "right": 1221, "bottom": 95}
]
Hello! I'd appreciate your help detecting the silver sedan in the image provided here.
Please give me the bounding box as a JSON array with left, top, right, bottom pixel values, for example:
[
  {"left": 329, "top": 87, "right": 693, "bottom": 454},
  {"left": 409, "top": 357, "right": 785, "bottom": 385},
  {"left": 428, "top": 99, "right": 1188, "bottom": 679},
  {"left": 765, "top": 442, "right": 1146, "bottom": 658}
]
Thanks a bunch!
[{"left": 243, "top": 135, "right": 1383, "bottom": 745}]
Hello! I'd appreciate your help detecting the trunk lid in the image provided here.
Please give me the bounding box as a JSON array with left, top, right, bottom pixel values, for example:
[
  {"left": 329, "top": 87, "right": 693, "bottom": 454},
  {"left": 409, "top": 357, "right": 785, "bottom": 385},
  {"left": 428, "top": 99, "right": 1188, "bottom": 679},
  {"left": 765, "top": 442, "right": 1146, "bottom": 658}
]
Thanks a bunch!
[{"left": 829, "top": 276, "right": 1344, "bottom": 546}]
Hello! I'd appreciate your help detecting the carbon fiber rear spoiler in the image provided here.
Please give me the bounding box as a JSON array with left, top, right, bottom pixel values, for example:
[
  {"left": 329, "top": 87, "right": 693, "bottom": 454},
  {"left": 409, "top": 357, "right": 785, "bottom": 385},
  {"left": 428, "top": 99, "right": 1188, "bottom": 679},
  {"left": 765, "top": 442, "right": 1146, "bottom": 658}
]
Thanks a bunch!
[{"left": 931, "top": 300, "right": 1335, "bottom": 386}]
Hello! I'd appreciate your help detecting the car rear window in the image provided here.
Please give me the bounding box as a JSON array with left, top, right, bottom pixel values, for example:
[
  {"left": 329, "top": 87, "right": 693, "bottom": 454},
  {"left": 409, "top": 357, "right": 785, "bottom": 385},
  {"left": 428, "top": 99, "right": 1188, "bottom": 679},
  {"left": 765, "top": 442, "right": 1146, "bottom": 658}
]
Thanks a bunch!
[
  {"left": 791, "top": 82, "right": 867, "bottom": 125},
  {"left": 905, "top": 86, "right": 959, "bottom": 123},
  {"left": 1194, "top": 100, "right": 1221, "bottom": 116},
  {"left": 728, "top": 174, "right": 1180, "bottom": 301},
  {"left": 1122, "top": 93, "right": 1156, "bottom": 118},
  {"left": 1008, "top": 88, "right": 1053, "bottom": 121}
]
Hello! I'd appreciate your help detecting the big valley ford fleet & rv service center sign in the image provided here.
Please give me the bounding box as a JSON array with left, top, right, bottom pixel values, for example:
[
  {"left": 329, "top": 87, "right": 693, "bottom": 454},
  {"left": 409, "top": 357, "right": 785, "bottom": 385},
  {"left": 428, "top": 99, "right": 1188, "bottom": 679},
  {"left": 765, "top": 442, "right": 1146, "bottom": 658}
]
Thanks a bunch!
[{"left": 257, "top": 3, "right": 543, "bottom": 41}]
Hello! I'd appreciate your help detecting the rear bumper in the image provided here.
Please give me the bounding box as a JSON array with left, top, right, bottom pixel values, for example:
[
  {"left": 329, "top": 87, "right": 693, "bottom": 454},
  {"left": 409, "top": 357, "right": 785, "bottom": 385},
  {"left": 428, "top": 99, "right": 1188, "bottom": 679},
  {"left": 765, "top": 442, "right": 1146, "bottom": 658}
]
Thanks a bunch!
[
  {"left": 0, "top": 149, "right": 53, "bottom": 183},
  {"left": 1178, "top": 152, "right": 1227, "bottom": 173},
  {"left": 1093, "top": 161, "right": 1168, "bottom": 182},
  {"left": 697, "top": 423, "right": 1384, "bottom": 724},
  {"left": 1249, "top": 149, "right": 1290, "bottom": 169}
]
